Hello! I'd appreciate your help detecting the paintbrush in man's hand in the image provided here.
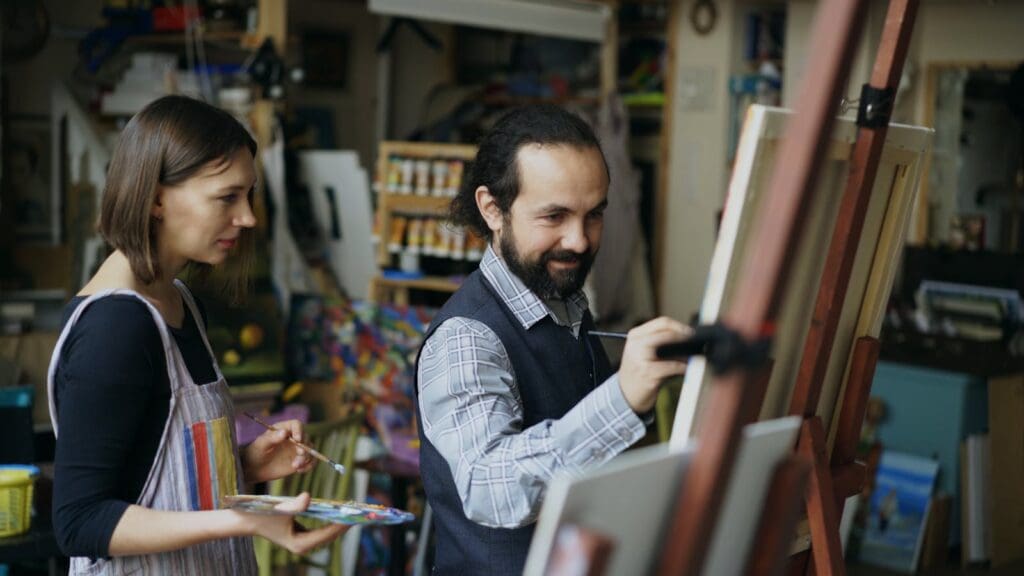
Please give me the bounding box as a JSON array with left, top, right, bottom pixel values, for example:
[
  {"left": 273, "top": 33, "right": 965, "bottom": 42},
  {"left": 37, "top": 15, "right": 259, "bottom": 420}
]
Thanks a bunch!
[{"left": 588, "top": 330, "right": 707, "bottom": 360}]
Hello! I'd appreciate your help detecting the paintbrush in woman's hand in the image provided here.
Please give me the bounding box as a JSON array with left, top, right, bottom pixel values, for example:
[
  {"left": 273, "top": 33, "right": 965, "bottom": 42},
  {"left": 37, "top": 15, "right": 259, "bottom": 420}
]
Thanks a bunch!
[{"left": 243, "top": 412, "right": 346, "bottom": 476}]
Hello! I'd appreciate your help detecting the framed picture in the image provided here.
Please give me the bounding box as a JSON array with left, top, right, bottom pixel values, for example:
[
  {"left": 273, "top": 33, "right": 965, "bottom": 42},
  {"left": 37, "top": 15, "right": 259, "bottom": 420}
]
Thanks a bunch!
[
  {"left": 301, "top": 29, "right": 350, "bottom": 90},
  {"left": 6, "top": 115, "right": 54, "bottom": 243}
]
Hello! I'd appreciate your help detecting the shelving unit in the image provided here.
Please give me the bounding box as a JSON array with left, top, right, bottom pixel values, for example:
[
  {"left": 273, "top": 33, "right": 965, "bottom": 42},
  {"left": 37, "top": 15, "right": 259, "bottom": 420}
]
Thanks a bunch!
[
  {"left": 614, "top": 0, "right": 677, "bottom": 307},
  {"left": 371, "top": 140, "right": 480, "bottom": 305},
  {"left": 726, "top": 4, "right": 786, "bottom": 164}
]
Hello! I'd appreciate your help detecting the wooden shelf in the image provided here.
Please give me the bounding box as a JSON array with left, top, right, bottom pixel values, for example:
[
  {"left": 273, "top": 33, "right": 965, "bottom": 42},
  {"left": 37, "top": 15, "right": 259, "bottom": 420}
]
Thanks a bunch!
[
  {"left": 622, "top": 92, "right": 666, "bottom": 107},
  {"left": 121, "top": 30, "right": 298, "bottom": 51},
  {"left": 124, "top": 30, "right": 249, "bottom": 45},
  {"left": 378, "top": 141, "right": 478, "bottom": 160},
  {"left": 619, "top": 22, "right": 668, "bottom": 35},
  {"left": 375, "top": 141, "right": 479, "bottom": 271},
  {"left": 374, "top": 276, "right": 462, "bottom": 292},
  {"left": 369, "top": 275, "right": 463, "bottom": 305},
  {"left": 383, "top": 195, "right": 452, "bottom": 216},
  {"left": 478, "top": 94, "right": 601, "bottom": 107}
]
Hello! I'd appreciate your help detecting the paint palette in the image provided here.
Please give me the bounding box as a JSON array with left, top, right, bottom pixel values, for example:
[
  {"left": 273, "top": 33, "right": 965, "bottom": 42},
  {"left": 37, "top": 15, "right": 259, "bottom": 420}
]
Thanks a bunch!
[{"left": 223, "top": 494, "right": 415, "bottom": 526}]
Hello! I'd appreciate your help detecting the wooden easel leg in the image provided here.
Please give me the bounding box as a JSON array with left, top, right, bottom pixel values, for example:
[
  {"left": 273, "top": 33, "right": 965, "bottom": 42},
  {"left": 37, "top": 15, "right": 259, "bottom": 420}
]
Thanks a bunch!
[
  {"left": 832, "top": 337, "right": 881, "bottom": 467},
  {"left": 831, "top": 461, "right": 867, "bottom": 516},
  {"left": 788, "top": 551, "right": 811, "bottom": 576},
  {"left": 831, "top": 336, "right": 881, "bottom": 516},
  {"left": 746, "top": 456, "right": 813, "bottom": 576},
  {"left": 799, "top": 418, "right": 846, "bottom": 576},
  {"left": 743, "top": 360, "right": 776, "bottom": 424}
]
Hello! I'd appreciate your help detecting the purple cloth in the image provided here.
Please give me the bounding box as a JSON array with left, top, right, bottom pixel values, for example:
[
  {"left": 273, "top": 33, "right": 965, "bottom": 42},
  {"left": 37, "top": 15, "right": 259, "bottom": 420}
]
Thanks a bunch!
[
  {"left": 235, "top": 404, "right": 310, "bottom": 446},
  {"left": 386, "top": 431, "right": 420, "bottom": 468}
]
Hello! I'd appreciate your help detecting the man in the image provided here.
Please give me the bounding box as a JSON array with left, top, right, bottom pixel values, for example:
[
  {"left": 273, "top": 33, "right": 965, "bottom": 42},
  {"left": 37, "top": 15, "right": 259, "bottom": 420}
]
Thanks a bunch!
[{"left": 416, "top": 105, "right": 689, "bottom": 575}]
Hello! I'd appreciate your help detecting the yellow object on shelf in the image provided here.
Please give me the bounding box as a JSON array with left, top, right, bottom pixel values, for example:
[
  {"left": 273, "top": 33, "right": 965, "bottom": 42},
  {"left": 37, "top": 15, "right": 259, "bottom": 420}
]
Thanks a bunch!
[{"left": 0, "top": 465, "right": 38, "bottom": 537}]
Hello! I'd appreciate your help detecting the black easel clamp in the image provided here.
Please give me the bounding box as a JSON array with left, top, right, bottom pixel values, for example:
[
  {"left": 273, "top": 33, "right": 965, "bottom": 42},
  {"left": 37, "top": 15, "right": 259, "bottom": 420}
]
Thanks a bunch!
[
  {"left": 855, "top": 84, "right": 895, "bottom": 128},
  {"left": 655, "top": 322, "right": 772, "bottom": 375}
]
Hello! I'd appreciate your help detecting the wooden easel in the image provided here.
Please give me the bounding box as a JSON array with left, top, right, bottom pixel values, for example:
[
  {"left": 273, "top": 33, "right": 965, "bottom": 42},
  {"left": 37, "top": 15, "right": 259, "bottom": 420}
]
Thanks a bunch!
[
  {"left": 787, "top": 0, "right": 920, "bottom": 574},
  {"left": 654, "top": 0, "right": 921, "bottom": 574}
]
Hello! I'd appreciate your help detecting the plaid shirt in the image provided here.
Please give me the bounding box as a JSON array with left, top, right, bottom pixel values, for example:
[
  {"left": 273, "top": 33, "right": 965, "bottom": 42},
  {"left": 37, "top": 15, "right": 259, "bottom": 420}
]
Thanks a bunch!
[{"left": 417, "top": 245, "right": 645, "bottom": 528}]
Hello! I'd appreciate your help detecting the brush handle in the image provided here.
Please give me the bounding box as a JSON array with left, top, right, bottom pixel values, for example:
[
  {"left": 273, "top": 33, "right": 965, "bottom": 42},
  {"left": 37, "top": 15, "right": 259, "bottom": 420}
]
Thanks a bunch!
[
  {"left": 298, "top": 442, "right": 331, "bottom": 465},
  {"left": 588, "top": 330, "right": 628, "bottom": 339}
]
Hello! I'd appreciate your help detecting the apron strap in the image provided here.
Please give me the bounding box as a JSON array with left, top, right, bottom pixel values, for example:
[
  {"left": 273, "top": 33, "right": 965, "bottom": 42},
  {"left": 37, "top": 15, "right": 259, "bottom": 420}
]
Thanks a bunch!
[
  {"left": 47, "top": 289, "right": 179, "bottom": 437},
  {"left": 173, "top": 280, "right": 225, "bottom": 383}
]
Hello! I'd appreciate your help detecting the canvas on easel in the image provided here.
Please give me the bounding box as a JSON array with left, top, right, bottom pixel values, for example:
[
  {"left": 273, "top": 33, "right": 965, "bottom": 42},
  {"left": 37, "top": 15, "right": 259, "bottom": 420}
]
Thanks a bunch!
[
  {"left": 669, "top": 105, "right": 933, "bottom": 450},
  {"left": 523, "top": 417, "right": 801, "bottom": 576}
]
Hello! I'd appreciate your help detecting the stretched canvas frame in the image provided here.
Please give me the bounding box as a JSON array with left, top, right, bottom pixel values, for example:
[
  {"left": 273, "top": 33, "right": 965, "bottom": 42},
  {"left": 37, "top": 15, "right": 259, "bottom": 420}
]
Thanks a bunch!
[{"left": 670, "top": 105, "right": 933, "bottom": 450}]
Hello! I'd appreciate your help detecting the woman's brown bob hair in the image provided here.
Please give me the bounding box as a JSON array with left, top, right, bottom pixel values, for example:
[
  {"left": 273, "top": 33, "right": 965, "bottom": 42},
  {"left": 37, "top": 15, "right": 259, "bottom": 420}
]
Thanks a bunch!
[{"left": 99, "top": 95, "right": 258, "bottom": 301}]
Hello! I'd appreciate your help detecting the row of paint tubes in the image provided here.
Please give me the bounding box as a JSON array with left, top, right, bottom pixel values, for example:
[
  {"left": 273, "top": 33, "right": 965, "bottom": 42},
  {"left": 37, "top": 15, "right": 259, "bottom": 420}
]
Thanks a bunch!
[
  {"left": 387, "top": 216, "right": 487, "bottom": 261},
  {"left": 383, "top": 156, "right": 467, "bottom": 197}
]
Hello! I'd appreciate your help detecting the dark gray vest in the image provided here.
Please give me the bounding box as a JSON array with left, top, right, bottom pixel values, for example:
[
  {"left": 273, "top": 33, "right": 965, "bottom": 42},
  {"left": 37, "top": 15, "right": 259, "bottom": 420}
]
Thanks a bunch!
[{"left": 415, "top": 270, "right": 613, "bottom": 575}]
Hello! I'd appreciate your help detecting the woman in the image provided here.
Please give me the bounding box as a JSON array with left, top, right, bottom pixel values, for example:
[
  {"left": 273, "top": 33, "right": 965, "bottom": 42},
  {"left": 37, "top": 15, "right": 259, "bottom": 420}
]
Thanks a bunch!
[{"left": 47, "top": 95, "right": 346, "bottom": 574}]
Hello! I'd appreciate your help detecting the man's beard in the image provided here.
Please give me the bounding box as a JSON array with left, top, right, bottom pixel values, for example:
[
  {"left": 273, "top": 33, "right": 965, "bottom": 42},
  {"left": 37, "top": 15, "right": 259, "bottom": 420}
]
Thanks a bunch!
[{"left": 499, "top": 227, "right": 595, "bottom": 299}]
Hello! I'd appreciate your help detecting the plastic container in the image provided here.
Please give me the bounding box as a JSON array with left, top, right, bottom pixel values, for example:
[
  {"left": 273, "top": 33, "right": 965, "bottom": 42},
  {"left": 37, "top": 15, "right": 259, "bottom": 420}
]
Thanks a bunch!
[{"left": 0, "top": 465, "right": 39, "bottom": 537}]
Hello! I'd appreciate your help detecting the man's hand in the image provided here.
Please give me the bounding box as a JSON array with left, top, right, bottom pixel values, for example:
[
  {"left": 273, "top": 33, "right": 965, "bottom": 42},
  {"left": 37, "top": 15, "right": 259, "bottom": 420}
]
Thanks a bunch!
[{"left": 618, "top": 317, "right": 692, "bottom": 413}]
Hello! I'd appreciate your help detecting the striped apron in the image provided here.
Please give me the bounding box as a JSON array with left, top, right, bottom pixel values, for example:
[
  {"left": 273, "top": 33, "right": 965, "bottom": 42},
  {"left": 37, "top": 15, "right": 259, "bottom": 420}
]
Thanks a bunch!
[{"left": 47, "top": 280, "right": 258, "bottom": 575}]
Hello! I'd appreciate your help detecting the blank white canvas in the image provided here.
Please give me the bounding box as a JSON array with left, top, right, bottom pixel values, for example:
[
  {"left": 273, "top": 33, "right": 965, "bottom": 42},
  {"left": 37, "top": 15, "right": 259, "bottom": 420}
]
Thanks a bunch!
[
  {"left": 299, "top": 151, "right": 378, "bottom": 300},
  {"left": 262, "top": 130, "right": 314, "bottom": 308}
]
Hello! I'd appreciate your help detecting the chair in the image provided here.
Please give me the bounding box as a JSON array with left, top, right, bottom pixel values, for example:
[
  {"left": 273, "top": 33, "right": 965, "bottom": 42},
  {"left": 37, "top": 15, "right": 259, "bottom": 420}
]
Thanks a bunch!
[
  {"left": 254, "top": 409, "right": 364, "bottom": 576},
  {"left": 655, "top": 379, "right": 683, "bottom": 443}
]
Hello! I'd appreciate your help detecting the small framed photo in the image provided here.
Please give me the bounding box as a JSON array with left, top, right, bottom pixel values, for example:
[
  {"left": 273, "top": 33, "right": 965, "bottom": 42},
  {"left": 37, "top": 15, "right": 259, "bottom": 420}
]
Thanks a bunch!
[{"left": 6, "top": 115, "right": 55, "bottom": 243}]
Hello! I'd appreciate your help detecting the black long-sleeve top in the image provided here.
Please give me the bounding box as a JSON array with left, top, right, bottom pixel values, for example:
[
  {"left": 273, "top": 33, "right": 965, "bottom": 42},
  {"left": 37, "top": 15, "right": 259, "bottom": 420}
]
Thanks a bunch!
[{"left": 52, "top": 294, "right": 215, "bottom": 559}]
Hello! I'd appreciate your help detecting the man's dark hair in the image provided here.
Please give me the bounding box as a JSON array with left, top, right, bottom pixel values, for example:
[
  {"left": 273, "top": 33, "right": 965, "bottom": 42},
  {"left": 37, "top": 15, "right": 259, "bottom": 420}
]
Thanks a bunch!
[{"left": 449, "top": 104, "right": 608, "bottom": 240}]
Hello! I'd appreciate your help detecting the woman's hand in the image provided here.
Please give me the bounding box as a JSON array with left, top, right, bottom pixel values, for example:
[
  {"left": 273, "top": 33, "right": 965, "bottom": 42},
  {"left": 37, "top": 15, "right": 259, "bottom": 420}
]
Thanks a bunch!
[
  {"left": 241, "top": 419, "right": 315, "bottom": 484},
  {"left": 106, "top": 497, "right": 346, "bottom": 557},
  {"left": 242, "top": 492, "right": 348, "bottom": 554}
]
